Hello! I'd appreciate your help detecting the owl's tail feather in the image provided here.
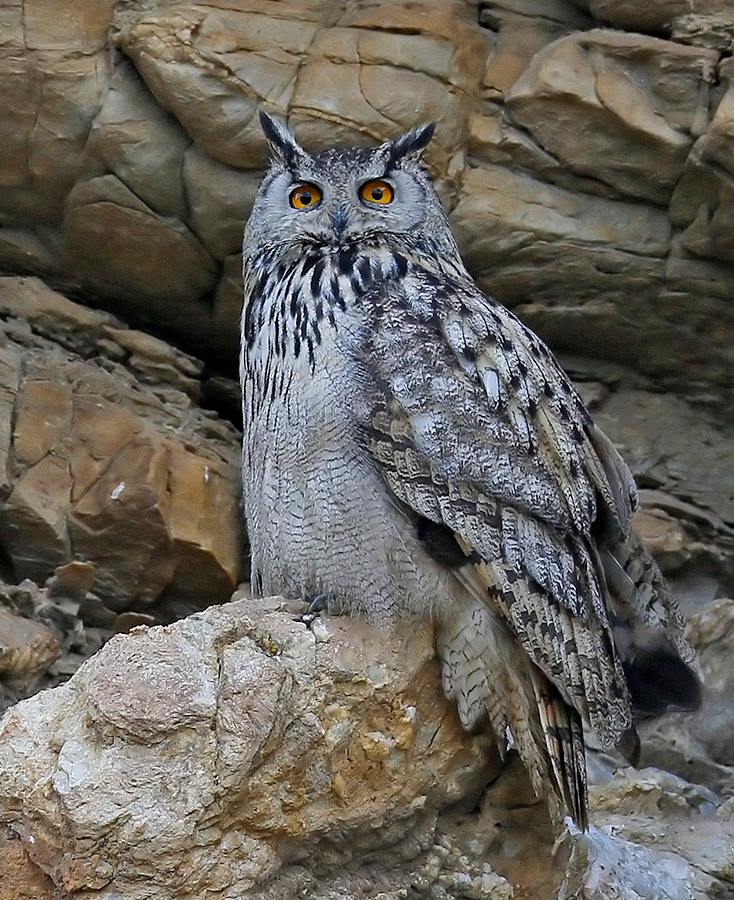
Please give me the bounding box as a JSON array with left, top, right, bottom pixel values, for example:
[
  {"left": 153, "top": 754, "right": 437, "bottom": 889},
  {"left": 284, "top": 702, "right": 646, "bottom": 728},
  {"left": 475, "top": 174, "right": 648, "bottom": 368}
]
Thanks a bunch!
[
  {"left": 530, "top": 668, "right": 588, "bottom": 830},
  {"left": 438, "top": 583, "right": 589, "bottom": 830}
]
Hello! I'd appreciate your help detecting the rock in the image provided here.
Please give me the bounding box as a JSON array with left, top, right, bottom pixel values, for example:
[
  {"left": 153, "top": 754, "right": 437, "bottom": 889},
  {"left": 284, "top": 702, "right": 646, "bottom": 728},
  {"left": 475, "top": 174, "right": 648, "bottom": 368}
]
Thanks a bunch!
[
  {"left": 0, "top": 597, "right": 500, "bottom": 899},
  {"left": 183, "top": 146, "right": 262, "bottom": 260},
  {"left": 448, "top": 165, "right": 733, "bottom": 391},
  {"left": 0, "top": 275, "right": 204, "bottom": 398},
  {"left": 0, "top": 0, "right": 731, "bottom": 409},
  {"left": 62, "top": 174, "right": 219, "bottom": 309},
  {"left": 0, "top": 612, "right": 59, "bottom": 678},
  {"left": 0, "top": 276, "right": 242, "bottom": 613},
  {"left": 0, "top": 827, "right": 56, "bottom": 900},
  {"left": 640, "top": 597, "right": 734, "bottom": 794},
  {"left": 2, "top": 597, "right": 732, "bottom": 898},
  {"left": 561, "top": 768, "right": 734, "bottom": 899},
  {"left": 84, "top": 59, "right": 191, "bottom": 222},
  {"left": 506, "top": 30, "right": 717, "bottom": 204},
  {"left": 578, "top": 0, "right": 734, "bottom": 42},
  {"left": 671, "top": 61, "right": 734, "bottom": 265}
]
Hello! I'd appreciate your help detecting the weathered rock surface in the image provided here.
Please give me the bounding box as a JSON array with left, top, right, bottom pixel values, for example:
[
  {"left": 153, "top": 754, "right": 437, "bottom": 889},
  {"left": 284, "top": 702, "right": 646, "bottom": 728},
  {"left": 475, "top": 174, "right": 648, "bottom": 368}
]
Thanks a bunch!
[
  {"left": 0, "top": 276, "right": 242, "bottom": 616},
  {"left": 640, "top": 596, "right": 734, "bottom": 794},
  {"left": 1, "top": 598, "right": 733, "bottom": 899},
  {"left": 0, "top": 0, "right": 732, "bottom": 402},
  {"left": 0, "top": 597, "right": 502, "bottom": 899}
]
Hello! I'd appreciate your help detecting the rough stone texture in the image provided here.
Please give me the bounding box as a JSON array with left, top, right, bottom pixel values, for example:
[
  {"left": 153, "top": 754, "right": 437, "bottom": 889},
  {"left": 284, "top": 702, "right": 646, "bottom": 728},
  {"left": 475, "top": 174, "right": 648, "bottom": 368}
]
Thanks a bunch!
[
  {"left": 640, "top": 597, "right": 734, "bottom": 794},
  {"left": 0, "top": 276, "right": 242, "bottom": 616},
  {"left": 0, "top": 0, "right": 732, "bottom": 402},
  {"left": 0, "top": 597, "right": 503, "bottom": 899},
  {"left": 1, "top": 598, "right": 733, "bottom": 899}
]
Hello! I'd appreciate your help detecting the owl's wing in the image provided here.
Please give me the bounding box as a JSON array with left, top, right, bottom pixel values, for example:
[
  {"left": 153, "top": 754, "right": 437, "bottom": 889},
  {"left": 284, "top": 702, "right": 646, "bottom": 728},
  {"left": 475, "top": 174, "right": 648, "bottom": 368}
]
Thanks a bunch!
[{"left": 357, "top": 269, "right": 697, "bottom": 819}]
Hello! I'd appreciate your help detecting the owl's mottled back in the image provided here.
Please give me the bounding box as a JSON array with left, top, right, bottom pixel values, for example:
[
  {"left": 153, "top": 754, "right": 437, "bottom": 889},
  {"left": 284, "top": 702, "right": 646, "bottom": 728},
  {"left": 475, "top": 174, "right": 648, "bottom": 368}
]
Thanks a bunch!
[{"left": 240, "top": 113, "right": 701, "bottom": 832}]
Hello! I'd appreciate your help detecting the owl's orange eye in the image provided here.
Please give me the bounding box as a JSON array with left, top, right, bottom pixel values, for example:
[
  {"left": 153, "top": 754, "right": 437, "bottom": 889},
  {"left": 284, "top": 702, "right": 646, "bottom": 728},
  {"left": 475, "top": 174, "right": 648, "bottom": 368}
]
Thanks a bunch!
[
  {"left": 359, "top": 179, "right": 394, "bottom": 205},
  {"left": 289, "top": 183, "right": 322, "bottom": 209}
]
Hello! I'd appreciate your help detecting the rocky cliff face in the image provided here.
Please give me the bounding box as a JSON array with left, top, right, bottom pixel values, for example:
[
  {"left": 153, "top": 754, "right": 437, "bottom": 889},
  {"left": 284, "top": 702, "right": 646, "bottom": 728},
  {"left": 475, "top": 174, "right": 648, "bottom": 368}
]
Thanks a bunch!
[
  {"left": 0, "top": 1, "right": 732, "bottom": 898},
  {"left": 1, "top": 0, "right": 733, "bottom": 403}
]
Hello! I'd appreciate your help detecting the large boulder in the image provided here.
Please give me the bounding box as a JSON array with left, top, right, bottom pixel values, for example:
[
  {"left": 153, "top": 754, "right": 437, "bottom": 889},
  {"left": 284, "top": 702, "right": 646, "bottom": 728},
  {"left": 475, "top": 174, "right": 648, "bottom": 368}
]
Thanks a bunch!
[
  {"left": 0, "top": 597, "right": 501, "bottom": 899},
  {"left": 1, "top": 597, "right": 733, "bottom": 899}
]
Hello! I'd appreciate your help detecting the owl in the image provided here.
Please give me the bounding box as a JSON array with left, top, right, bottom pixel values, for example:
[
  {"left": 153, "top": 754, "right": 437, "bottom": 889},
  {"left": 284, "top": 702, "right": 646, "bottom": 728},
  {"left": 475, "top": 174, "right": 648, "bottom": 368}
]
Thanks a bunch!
[{"left": 240, "top": 112, "right": 701, "bottom": 828}]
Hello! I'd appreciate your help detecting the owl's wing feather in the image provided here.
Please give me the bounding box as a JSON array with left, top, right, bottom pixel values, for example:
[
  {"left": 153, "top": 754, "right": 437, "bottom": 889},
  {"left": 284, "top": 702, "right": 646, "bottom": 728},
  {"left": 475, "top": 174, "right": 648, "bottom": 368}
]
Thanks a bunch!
[{"left": 358, "top": 270, "right": 696, "bottom": 821}]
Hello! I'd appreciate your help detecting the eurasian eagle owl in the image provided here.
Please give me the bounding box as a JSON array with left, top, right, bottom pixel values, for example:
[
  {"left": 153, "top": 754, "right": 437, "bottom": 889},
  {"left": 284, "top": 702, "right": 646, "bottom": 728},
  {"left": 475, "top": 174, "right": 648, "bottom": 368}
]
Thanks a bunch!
[{"left": 240, "top": 112, "right": 701, "bottom": 828}]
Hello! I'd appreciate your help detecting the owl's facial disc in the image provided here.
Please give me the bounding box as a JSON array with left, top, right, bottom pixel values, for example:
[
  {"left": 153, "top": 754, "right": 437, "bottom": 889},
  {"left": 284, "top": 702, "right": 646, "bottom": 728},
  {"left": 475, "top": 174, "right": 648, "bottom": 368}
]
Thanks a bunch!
[{"left": 248, "top": 112, "right": 439, "bottom": 254}]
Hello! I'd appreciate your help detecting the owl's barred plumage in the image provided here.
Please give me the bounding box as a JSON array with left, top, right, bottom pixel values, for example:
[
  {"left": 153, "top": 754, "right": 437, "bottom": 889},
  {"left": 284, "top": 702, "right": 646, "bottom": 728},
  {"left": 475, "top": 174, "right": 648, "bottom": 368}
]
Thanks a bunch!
[{"left": 240, "top": 112, "right": 701, "bottom": 829}]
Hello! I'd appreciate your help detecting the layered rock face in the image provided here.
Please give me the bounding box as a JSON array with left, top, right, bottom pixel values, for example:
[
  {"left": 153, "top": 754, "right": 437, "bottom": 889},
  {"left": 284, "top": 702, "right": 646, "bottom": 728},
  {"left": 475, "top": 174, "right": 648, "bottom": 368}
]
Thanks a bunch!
[
  {"left": 0, "top": 1, "right": 733, "bottom": 898},
  {"left": 0, "top": 276, "right": 241, "bottom": 619},
  {"left": 0, "top": 0, "right": 732, "bottom": 402}
]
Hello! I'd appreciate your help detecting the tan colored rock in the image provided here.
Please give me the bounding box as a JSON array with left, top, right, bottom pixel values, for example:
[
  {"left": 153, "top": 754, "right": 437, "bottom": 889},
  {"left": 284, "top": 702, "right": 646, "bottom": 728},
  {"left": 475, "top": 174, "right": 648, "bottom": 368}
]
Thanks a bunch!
[
  {"left": 479, "top": 0, "right": 589, "bottom": 100},
  {"left": 450, "top": 165, "right": 685, "bottom": 374},
  {"left": 0, "top": 277, "right": 241, "bottom": 611},
  {"left": 117, "top": 10, "right": 292, "bottom": 171},
  {"left": 505, "top": 30, "right": 717, "bottom": 204},
  {"left": 0, "top": 275, "right": 205, "bottom": 399},
  {"left": 183, "top": 146, "right": 261, "bottom": 260},
  {"left": 0, "top": 828, "right": 57, "bottom": 900},
  {"left": 62, "top": 174, "right": 218, "bottom": 308},
  {"left": 592, "top": 390, "right": 734, "bottom": 526},
  {"left": 24, "top": 0, "right": 113, "bottom": 53},
  {"left": 0, "top": 563, "right": 109, "bottom": 715},
  {"left": 0, "top": 48, "right": 112, "bottom": 225},
  {"left": 0, "top": 597, "right": 500, "bottom": 899},
  {"left": 449, "top": 162, "right": 734, "bottom": 394},
  {"left": 671, "top": 12, "right": 734, "bottom": 51},
  {"left": 0, "top": 612, "right": 59, "bottom": 677},
  {"left": 0, "top": 0, "right": 731, "bottom": 409},
  {"left": 84, "top": 60, "right": 191, "bottom": 221}
]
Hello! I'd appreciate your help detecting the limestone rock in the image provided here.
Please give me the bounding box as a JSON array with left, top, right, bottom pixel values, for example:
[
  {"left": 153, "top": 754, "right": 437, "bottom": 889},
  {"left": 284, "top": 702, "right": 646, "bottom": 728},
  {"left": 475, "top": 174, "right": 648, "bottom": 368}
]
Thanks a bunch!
[
  {"left": 2, "top": 597, "right": 733, "bottom": 899},
  {"left": 0, "top": 276, "right": 241, "bottom": 614},
  {"left": 0, "top": 0, "right": 731, "bottom": 407},
  {"left": 0, "top": 598, "right": 500, "bottom": 899}
]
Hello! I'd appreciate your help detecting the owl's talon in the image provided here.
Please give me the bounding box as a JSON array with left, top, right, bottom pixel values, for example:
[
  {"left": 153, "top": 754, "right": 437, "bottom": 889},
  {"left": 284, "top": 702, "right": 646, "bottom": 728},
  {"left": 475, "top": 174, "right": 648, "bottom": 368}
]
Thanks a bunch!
[{"left": 295, "top": 594, "right": 329, "bottom": 628}]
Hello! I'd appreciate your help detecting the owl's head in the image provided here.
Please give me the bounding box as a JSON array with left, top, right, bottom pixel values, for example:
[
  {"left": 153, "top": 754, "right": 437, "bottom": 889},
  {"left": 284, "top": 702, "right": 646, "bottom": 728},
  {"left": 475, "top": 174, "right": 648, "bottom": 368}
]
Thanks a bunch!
[{"left": 244, "top": 112, "right": 452, "bottom": 259}]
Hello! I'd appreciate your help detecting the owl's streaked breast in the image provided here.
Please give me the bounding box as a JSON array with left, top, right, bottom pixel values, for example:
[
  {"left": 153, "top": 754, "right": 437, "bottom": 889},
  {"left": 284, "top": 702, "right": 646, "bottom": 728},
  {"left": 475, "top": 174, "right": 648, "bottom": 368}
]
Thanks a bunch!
[{"left": 240, "top": 242, "right": 450, "bottom": 614}]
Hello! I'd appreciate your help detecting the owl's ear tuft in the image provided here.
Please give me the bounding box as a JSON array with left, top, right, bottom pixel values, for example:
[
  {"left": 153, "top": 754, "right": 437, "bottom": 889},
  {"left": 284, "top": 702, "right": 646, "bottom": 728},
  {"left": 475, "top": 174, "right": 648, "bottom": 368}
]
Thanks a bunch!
[
  {"left": 259, "top": 110, "right": 305, "bottom": 168},
  {"left": 382, "top": 122, "right": 436, "bottom": 169}
]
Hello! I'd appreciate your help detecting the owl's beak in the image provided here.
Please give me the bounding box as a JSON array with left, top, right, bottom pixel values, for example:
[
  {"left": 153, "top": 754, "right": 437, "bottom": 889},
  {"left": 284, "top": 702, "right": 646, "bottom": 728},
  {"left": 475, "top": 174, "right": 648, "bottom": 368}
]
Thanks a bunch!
[{"left": 330, "top": 208, "right": 349, "bottom": 241}]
